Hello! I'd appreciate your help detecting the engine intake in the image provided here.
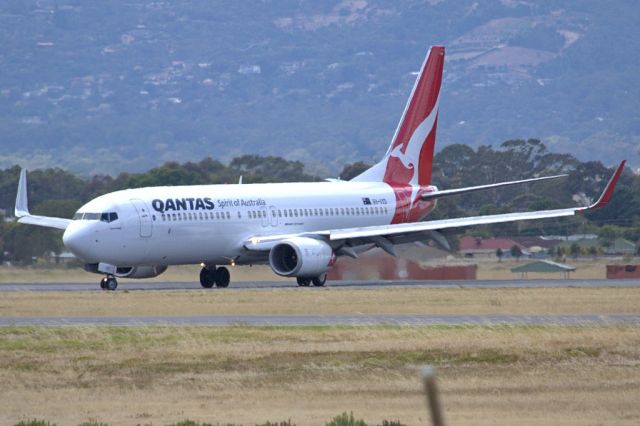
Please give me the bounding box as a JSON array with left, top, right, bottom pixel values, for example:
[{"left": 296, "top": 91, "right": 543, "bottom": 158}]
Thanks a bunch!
[{"left": 269, "top": 237, "right": 334, "bottom": 277}]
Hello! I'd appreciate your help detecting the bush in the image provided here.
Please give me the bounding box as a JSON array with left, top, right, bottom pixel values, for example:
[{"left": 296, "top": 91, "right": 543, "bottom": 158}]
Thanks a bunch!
[
  {"left": 256, "top": 421, "right": 295, "bottom": 426},
  {"left": 325, "top": 412, "right": 367, "bottom": 426},
  {"left": 13, "top": 421, "right": 56, "bottom": 426},
  {"left": 377, "top": 421, "right": 407, "bottom": 426},
  {"left": 77, "top": 422, "right": 110, "bottom": 426},
  {"left": 165, "top": 421, "right": 215, "bottom": 426}
]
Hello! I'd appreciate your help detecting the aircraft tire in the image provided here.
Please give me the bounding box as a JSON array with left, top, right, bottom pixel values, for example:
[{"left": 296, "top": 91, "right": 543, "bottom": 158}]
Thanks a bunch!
[
  {"left": 199, "top": 267, "right": 215, "bottom": 288},
  {"left": 296, "top": 277, "right": 311, "bottom": 287},
  {"left": 215, "top": 267, "right": 230, "bottom": 288},
  {"left": 312, "top": 274, "right": 327, "bottom": 287},
  {"left": 100, "top": 277, "right": 108, "bottom": 290},
  {"left": 105, "top": 277, "right": 118, "bottom": 291}
]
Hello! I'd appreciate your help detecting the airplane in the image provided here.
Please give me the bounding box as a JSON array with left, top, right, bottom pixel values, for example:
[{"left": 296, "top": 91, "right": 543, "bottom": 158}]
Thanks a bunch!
[{"left": 14, "top": 46, "right": 625, "bottom": 290}]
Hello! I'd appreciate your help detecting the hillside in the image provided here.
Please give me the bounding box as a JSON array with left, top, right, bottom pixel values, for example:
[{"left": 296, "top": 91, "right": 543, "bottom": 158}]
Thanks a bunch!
[{"left": 1, "top": 0, "right": 639, "bottom": 175}]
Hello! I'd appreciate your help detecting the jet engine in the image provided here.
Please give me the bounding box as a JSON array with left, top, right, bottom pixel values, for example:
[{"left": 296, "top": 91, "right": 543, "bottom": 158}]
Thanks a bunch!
[
  {"left": 269, "top": 237, "right": 334, "bottom": 277},
  {"left": 84, "top": 263, "right": 168, "bottom": 279}
]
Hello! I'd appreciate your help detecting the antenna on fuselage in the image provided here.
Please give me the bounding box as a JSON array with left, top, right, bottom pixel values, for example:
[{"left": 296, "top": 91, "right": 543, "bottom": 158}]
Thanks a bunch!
[{"left": 238, "top": 175, "right": 243, "bottom": 184}]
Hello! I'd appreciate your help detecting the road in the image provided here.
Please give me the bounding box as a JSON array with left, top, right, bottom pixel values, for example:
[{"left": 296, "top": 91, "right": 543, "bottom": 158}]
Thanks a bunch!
[{"left": 1, "top": 278, "right": 639, "bottom": 292}]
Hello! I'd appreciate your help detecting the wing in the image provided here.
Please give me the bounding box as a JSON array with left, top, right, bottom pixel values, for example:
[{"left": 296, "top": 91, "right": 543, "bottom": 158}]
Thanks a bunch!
[
  {"left": 244, "top": 161, "right": 625, "bottom": 253},
  {"left": 14, "top": 169, "right": 72, "bottom": 230}
]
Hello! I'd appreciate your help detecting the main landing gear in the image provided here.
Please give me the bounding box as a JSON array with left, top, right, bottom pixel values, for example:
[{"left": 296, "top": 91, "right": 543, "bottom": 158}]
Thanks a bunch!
[
  {"left": 296, "top": 273, "right": 327, "bottom": 287},
  {"left": 100, "top": 275, "right": 118, "bottom": 291},
  {"left": 200, "top": 266, "right": 231, "bottom": 288}
]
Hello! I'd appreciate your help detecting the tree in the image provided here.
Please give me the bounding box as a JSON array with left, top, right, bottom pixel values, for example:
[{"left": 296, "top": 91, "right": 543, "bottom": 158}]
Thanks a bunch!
[
  {"left": 496, "top": 247, "right": 504, "bottom": 262},
  {"left": 570, "top": 242, "right": 581, "bottom": 259},
  {"left": 510, "top": 245, "right": 523, "bottom": 262},
  {"left": 339, "top": 162, "right": 371, "bottom": 180},
  {"left": 589, "top": 245, "right": 598, "bottom": 259}
]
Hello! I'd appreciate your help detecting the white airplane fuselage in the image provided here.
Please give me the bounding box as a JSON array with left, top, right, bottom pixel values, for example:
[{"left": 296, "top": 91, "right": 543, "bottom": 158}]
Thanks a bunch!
[{"left": 62, "top": 181, "right": 435, "bottom": 267}]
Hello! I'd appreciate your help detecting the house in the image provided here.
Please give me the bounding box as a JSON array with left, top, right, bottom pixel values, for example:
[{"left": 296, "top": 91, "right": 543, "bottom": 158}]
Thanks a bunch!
[
  {"left": 459, "top": 236, "right": 528, "bottom": 258},
  {"left": 510, "top": 236, "right": 562, "bottom": 254},
  {"left": 604, "top": 238, "right": 637, "bottom": 256}
]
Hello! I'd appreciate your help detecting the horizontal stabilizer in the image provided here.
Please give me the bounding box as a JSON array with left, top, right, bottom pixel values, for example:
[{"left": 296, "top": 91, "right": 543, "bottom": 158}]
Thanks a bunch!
[{"left": 421, "top": 174, "right": 567, "bottom": 201}]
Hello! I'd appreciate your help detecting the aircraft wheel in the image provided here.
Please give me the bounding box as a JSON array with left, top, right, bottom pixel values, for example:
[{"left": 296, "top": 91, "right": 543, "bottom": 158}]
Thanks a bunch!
[
  {"left": 199, "top": 267, "right": 215, "bottom": 288},
  {"left": 105, "top": 276, "right": 118, "bottom": 291},
  {"left": 100, "top": 277, "right": 108, "bottom": 290},
  {"left": 296, "top": 277, "right": 311, "bottom": 287},
  {"left": 312, "top": 274, "right": 327, "bottom": 287},
  {"left": 215, "top": 267, "right": 230, "bottom": 288}
]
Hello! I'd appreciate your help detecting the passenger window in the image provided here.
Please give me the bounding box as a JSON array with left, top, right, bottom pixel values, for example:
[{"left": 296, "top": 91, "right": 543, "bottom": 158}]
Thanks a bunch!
[
  {"left": 294, "top": 209, "right": 298, "bottom": 217},
  {"left": 278, "top": 210, "right": 282, "bottom": 217},
  {"left": 226, "top": 212, "right": 230, "bottom": 219}
]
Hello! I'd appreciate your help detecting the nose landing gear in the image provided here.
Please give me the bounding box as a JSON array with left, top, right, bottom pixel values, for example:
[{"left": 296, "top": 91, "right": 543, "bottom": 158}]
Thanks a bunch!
[
  {"left": 199, "top": 266, "right": 231, "bottom": 288},
  {"left": 100, "top": 275, "right": 118, "bottom": 291}
]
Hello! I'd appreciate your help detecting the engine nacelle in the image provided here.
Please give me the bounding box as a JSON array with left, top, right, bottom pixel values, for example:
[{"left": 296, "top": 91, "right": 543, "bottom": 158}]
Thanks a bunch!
[
  {"left": 269, "top": 237, "right": 334, "bottom": 277},
  {"left": 84, "top": 263, "right": 168, "bottom": 279},
  {"left": 114, "top": 265, "right": 168, "bottom": 279}
]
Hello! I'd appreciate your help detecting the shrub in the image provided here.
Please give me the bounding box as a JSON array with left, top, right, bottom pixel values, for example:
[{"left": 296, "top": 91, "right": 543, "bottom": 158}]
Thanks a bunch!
[
  {"left": 377, "top": 421, "right": 407, "bottom": 426},
  {"left": 256, "top": 421, "right": 295, "bottom": 426},
  {"left": 13, "top": 421, "right": 56, "bottom": 426},
  {"left": 77, "top": 422, "right": 110, "bottom": 426},
  {"left": 325, "top": 412, "right": 367, "bottom": 426}
]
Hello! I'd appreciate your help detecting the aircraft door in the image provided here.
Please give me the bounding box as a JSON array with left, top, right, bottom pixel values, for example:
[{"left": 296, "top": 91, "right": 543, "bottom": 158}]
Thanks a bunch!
[
  {"left": 269, "top": 206, "right": 278, "bottom": 227},
  {"left": 260, "top": 206, "right": 269, "bottom": 227},
  {"left": 130, "top": 199, "right": 153, "bottom": 238}
]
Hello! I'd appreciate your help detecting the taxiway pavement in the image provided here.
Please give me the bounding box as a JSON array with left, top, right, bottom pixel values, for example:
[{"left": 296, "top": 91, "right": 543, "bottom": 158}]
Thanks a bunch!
[{"left": 1, "top": 278, "right": 639, "bottom": 292}]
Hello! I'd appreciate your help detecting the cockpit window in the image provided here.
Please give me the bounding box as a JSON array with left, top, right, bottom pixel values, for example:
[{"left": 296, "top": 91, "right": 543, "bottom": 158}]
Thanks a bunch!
[{"left": 73, "top": 212, "right": 118, "bottom": 222}]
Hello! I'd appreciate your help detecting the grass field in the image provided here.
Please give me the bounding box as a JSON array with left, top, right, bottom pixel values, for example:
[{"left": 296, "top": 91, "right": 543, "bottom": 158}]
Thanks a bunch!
[
  {"left": 0, "top": 325, "right": 639, "bottom": 426},
  {"left": 1, "top": 264, "right": 639, "bottom": 425}
]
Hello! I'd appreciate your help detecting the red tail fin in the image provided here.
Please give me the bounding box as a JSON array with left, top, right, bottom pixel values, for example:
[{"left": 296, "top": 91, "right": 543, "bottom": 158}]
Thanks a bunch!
[{"left": 353, "top": 46, "right": 445, "bottom": 185}]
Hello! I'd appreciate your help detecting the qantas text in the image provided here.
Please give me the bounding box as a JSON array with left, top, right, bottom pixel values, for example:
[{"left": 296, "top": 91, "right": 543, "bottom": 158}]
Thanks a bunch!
[{"left": 152, "top": 198, "right": 215, "bottom": 213}]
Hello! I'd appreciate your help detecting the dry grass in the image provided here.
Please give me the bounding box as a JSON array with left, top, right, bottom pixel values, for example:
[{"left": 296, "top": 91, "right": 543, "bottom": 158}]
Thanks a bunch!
[
  {"left": 0, "top": 325, "right": 638, "bottom": 425},
  {"left": 1, "top": 287, "right": 639, "bottom": 317}
]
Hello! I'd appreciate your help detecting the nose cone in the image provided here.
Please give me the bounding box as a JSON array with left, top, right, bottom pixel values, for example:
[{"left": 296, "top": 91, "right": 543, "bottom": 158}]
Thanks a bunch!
[{"left": 63, "top": 221, "right": 96, "bottom": 262}]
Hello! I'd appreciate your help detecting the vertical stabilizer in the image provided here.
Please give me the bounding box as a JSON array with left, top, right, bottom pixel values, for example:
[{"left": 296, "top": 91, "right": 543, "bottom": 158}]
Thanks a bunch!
[{"left": 353, "top": 46, "right": 445, "bottom": 185}]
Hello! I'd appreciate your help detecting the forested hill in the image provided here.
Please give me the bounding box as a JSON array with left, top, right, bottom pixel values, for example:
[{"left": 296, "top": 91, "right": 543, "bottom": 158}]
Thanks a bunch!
[
  {"left": 0, "top": 140, "right": 639, "bottom": 263},
  {"left": 1, "top": 0, "right": 639, "bottom": 175}
]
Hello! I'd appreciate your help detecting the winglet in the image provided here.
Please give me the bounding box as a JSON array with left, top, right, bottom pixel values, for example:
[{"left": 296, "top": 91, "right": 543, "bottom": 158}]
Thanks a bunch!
[
  {"left": 581, "top": 160, "right": 625, "bottom": 211},
  {"left": 15, "top": 168, "right": 30, "bottom": 218}
]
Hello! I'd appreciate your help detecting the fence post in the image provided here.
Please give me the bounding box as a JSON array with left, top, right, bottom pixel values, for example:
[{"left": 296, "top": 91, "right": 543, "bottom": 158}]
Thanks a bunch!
[{"left": 422, "top": 366, "right": 446, "bottom": 426}]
